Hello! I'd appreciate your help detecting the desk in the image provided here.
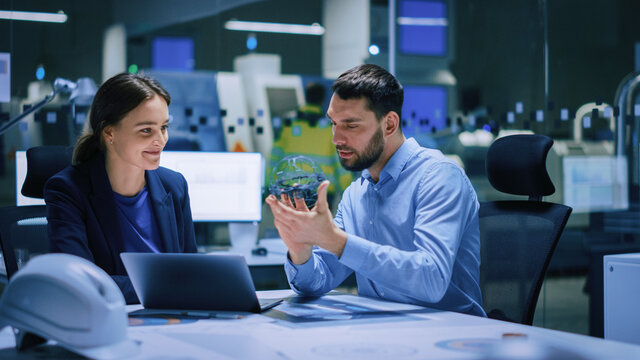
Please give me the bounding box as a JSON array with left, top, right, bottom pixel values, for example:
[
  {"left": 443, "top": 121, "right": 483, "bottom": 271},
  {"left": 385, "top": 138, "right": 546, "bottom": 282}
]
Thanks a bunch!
[{"left": 1, "top": 290, "right": 639, "bottom": 359}]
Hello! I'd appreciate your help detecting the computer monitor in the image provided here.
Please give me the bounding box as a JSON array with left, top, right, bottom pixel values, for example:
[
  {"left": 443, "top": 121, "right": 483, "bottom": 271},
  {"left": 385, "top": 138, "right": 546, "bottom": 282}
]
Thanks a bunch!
[
  {"left": 398, "top": 0, "right": 448, "bottom": 57},
  {"left": 401, "top": 84, "right": 448, "bottom": 138},
  {"left": 160, "top": 151, "right": 263, "bottom": 222},
  {"left": 266, "top": 87, "right": 299, "bottom": 120},
  {"left": 562, "top": 155, "right": 628, "bottom": 213},
  {"left": 15, "top": 151, "right": 45, "bottom": 206},
  {"left": 16, "top": 150, "right": 263, "bottom": 222},
  {"left": 152, "top": 36, "right": 194, "bottom": 71}
]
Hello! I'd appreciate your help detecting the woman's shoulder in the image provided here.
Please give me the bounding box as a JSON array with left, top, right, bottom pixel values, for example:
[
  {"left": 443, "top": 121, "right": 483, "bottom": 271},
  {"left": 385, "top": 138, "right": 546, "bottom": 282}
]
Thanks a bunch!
[
  {"left": 47, "top": 161, "right": 91, "bottom": 188},
  {"left": 155, "top": 166, "right": 186, "bottom": 181},
  {"left": 44, "top": 161, "right": 93, "bottom": 201},
  {"left": 152, "top": 166, "right": 188, "bottom": 189}
]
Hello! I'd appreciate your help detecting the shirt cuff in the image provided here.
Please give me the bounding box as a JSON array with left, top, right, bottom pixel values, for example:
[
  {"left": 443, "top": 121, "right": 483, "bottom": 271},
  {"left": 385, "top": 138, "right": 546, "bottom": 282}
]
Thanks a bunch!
[
  {"left": 338, "top": 234, "right": 371, "bottom": 272},
  {"left": 284, "top": 251, "right": 317, "bottom": 283}
]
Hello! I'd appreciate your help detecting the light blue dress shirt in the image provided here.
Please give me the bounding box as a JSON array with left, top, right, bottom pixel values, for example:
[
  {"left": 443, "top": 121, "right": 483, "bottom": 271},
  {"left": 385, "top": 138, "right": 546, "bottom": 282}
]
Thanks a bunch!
[{"left": 285, "top": 138, "right": 486, "bottom": 316}]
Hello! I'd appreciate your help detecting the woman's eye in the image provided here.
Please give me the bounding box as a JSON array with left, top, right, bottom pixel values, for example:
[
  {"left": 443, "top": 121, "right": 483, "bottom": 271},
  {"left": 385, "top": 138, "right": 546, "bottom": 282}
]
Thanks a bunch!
[
  {"left": 141, "top": 128, "right": 151, "bottom": 134},
  {"left": 161, "top": 125, "right": 169, "bottom": 131}
]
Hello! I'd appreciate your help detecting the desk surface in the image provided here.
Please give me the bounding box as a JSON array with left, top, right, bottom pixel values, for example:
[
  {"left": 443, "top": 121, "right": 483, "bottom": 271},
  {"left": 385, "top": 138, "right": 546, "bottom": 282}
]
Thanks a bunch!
[{"left": 1, "top": 290, "right": 639, "bottom": 359}]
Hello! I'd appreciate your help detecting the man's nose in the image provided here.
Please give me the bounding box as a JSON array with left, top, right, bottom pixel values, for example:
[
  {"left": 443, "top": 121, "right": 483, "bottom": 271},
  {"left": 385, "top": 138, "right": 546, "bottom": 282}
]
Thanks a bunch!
[{"left": 332, "top": 128, "right": 345, "bottom": 145}]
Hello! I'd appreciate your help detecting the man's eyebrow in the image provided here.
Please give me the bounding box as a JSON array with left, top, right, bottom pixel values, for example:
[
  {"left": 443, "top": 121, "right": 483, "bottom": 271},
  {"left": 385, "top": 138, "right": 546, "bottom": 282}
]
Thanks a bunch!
[{"left": 326, "top": 115, "right": 362, "bottom": 123}]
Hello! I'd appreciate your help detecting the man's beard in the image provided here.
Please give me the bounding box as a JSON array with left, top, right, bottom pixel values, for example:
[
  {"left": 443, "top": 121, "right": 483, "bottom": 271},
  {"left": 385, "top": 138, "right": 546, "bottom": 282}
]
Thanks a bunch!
[{"left": 337, "top": 127, "right": 384, "bottom": 172}]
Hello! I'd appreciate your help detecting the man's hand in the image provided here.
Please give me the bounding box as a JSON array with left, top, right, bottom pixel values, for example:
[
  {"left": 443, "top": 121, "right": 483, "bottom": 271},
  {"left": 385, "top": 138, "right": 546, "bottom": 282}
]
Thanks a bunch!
[
  {"left": 270, "top": 192, "right": 314, "bottom": 264},
  {"left": 265, "top": 181, "right": 347, "bottom": 264}
]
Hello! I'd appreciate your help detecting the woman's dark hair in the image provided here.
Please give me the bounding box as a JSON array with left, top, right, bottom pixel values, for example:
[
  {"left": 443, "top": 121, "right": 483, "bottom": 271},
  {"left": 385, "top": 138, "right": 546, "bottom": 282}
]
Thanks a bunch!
[
  {"left": 72, "top": 72, "right": 171, "bottom": 165},
  {"left": 331, "top": 64, "right": 403, "bottom": 122}
]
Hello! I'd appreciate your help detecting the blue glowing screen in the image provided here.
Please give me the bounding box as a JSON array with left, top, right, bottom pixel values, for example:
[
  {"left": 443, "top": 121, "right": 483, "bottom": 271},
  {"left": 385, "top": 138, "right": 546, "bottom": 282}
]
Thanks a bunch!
[
  {"left": 401, "top": 85, "right": 447, "bottom": 137},
  {"left": 152, "top": 37, "right": 194, "bottom": 71},
  {"left": 398, "top": 0, "right": 447, "bottom": 56}
]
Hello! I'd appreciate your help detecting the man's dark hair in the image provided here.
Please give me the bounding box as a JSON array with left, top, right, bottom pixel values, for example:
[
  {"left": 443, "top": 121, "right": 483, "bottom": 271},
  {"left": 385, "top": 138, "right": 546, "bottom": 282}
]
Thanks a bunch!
[
  {"left": 331, "top": 64, "right": 403, "bottom": 121},
  {"left": 305, "top": 82, "right": 326, "bottom": 106}
]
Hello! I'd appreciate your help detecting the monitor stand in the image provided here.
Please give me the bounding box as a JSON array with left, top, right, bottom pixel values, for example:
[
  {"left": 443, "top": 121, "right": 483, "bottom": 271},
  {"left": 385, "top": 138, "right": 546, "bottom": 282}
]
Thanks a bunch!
[{"left": 228, "top": 222, "right": 259, "bottom": 253}]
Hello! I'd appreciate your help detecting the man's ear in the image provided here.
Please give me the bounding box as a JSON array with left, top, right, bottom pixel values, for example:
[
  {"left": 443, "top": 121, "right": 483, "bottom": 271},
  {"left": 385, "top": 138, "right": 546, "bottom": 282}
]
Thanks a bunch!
[{"left": 383, "top": 111, "right": 400, "bottom": 136}]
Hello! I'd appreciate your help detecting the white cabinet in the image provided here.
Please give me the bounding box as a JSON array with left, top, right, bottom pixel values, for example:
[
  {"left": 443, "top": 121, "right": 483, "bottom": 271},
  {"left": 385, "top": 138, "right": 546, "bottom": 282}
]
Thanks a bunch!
[{"left": 604, "top": 253, "right": 640, "bottom": 345}]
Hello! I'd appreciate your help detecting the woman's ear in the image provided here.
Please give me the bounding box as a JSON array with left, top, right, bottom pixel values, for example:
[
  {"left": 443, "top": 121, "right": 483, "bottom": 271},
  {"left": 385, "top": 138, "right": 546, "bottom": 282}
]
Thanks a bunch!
[{"left": 102, "top": 125, "right": 114, "bottom": 145}]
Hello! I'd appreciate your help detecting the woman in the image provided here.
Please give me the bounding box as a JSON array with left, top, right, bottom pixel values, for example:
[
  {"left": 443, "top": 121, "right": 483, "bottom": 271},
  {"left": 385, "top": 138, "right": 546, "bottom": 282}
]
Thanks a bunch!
[{"left": 44, "top": 73, "right": 197, "bottom": 304}]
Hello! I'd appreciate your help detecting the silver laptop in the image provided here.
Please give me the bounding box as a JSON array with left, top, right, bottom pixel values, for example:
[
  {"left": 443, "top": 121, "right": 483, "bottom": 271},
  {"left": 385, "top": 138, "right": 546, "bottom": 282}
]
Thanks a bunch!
[{"left": 120, "top": 252, "right": 282, "bottom": 315}]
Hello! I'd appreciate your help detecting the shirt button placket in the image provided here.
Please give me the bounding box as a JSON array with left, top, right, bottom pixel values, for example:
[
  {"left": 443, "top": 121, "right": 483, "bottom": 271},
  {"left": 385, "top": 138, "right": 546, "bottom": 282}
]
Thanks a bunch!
[
  {"left": 370, "top": 186, "right": 379, "bottom": 238},
  {"left": 367, "top": 185, "right": 376, "bottom": 239}
]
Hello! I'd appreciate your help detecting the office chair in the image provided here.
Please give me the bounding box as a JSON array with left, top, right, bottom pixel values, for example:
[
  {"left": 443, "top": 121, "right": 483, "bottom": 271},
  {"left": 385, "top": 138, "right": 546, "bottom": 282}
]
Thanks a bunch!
[
  {"left": 0, "top": 146, "right": 72, "bottom": 280},
  {"left": 21, "top": 146, "right": 74, "bottom": 198},
  {"left": 479, "top": 134, "right": 572, "bottom": 325},
  {"left": 0, "top": 206, "right": 49, "bottom": 280}
]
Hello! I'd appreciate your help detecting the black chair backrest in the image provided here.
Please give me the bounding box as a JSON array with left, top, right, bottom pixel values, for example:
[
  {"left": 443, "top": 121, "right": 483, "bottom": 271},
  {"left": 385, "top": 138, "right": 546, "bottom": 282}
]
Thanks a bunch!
[
  {"left": 21, "top": 145, "right": 73, "bottom": 199},
  {"left": 0, "top": 205, "right": 48, "bottom": 279},
  {"left": 486, "top": 134, "right": 555, "bottom": 201},
  {"left": 479, "top": 134, "right": 572, "bottom": 325}
]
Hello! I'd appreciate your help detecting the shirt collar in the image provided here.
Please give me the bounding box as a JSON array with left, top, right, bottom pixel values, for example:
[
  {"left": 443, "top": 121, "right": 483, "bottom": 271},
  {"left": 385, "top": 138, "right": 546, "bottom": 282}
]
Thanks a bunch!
[{"left": 360, "top": 138, "right": 420, "bottom": 184}]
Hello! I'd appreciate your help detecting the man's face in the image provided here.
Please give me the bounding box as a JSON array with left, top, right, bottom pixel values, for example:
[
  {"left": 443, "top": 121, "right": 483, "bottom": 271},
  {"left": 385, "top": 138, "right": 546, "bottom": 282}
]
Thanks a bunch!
[{"left": 327, "top": 95, "right": 385, "bottom": 172}]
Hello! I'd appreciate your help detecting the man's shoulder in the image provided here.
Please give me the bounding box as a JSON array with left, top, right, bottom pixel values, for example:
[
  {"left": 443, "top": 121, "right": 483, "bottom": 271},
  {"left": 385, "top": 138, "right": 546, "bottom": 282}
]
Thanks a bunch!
[
  {"left": 400, "top": 146, "right": 473, "bottom": 194},
  {"left": 409, "top": 146, "right": 462, "bottom": 173},
  {"left": 409, "top": 147, "right": 477, "bottom": 202}
]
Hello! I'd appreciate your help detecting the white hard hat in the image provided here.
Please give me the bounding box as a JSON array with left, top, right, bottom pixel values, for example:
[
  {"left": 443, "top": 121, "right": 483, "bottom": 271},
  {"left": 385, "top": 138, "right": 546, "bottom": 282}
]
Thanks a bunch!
[{"left": 0, "top": 253, "right": 139, "bottom": 359}]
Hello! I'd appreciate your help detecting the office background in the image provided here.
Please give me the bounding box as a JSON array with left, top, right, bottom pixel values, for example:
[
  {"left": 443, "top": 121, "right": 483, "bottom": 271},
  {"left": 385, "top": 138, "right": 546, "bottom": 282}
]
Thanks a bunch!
[{"left": 1, "top": 0, "right": 640, "bottom": 339}]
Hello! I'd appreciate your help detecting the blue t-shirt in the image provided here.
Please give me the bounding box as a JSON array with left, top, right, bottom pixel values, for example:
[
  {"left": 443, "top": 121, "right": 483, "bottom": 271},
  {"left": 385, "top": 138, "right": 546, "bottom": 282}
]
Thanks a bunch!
[{"left": 113, "top": 186, "right": 163, "bottom": 253}]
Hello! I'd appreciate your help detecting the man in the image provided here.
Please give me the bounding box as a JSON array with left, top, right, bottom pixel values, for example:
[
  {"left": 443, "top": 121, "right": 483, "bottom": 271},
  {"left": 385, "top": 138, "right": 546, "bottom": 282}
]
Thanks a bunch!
[
  {"left": 266, "top": 64, "right": 485, "bottom": 316},
  {"left": 268, "top": 82, "right": 353, "bottom": 209}
]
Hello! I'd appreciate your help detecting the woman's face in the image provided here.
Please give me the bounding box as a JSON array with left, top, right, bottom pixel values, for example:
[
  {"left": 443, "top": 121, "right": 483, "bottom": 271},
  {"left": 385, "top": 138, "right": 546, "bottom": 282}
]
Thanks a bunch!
[{"left": 103, "top": 94, "right": 169, "bottom": 171}]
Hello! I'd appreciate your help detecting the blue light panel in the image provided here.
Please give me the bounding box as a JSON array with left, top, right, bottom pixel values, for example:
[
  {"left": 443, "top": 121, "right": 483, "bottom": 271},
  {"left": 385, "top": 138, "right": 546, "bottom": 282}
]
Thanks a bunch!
[
  {"left": 401, "top": 85, "right": 447, "bottom": 137},
  {"left": 398, "top": 0, "right": 447, "bottom": 56},
  {"left": 152, "top": 37, "right": 194, "bottom": 71}
]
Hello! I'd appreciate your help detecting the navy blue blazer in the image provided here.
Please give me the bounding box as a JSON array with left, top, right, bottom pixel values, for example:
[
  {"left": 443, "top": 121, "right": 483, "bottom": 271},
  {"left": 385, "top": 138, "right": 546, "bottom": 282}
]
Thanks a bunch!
[{"left": 44, "top": 154, "right": 197, "bottom": 304}]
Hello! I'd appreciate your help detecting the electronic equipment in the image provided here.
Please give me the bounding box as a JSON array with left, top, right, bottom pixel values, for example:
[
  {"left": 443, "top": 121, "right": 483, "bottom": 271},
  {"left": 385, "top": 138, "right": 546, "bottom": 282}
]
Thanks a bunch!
[{"left": 160, "top": 151, "right": 263, "bottom": 222}]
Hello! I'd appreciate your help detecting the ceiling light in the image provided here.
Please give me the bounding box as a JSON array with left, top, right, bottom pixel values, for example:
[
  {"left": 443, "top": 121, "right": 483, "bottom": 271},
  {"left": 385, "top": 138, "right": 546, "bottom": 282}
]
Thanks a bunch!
[
  {"left": 397, "top": 17, "right": 448, "bottom": 27},
  {"left": 0, "top": 10, "right": 68, "bottom": 23},
  {"left": 225, "top": 20, "right": 324, "bottom": 35}
]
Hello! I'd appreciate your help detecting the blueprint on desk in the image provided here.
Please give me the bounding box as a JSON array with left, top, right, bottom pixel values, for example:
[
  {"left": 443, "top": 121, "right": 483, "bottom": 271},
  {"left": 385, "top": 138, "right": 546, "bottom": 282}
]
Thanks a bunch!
[{"left": 263, "top": 294, "right": 437, "bottom": 327}]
